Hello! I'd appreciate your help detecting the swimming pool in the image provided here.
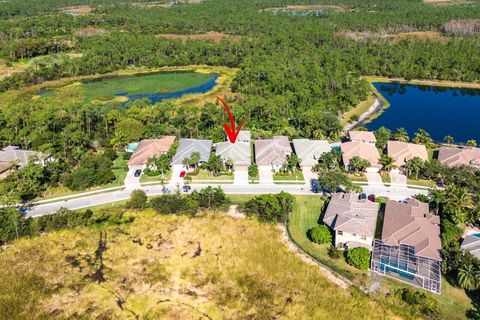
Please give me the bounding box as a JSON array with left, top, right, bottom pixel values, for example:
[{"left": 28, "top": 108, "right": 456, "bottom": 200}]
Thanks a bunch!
[{"left": 126, "top": 142, "right": 139, "bottom": 152}]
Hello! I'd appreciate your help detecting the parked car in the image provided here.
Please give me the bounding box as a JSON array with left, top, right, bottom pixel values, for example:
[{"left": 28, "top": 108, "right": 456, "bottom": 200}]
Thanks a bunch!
[
  {"left": 359, "top": 193, "right": 367, "bottom": 200},
  {"left": 179, "top": 171, "right": 186, "bottom": 178},
  {"left": 368, "top": 194, "right": 376, "bottom": 202},
  {"left": 134, "top": 169, "right": 142, "bottom": 177},
  {"left": 183, "top": 185, "right": 191, "bottom": 192}
]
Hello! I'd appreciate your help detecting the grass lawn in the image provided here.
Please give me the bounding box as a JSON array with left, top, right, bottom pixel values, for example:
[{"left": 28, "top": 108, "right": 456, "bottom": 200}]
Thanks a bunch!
[
  {"left": 82, "top": 72, "right": 212, "bottom": 101},
  {"left": 287, "top": 196, "right": 363, "bottom": 281},
  {"left": 0, "top": 208, "right": 403, "bottom": 319},
  {"left": 288, "top": 196, "right": 474, "bottom": 320},
  {"left": 380, "top": 172, "right": 391, "bottom": 184},
  {"left": 140, "top": 170, "right": 171, "bottom": 183},
  {"left": 341, "top": 94, "right": 376, "bottom": 126},
  {"left": 407, "top": 178, "right": 435, "bottom": 188},
  {"left": 348, "top": 174, "right": 368, "bottom": 182},
  {"left": 190, "top": 169, "right": 234, "bottom": 181},
  {"left": 273, "top": 171, "right": 304, "bottom": 181}
]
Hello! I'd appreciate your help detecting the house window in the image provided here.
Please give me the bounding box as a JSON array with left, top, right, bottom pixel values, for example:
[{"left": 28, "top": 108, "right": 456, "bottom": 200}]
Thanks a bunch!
[
  {"left": 361, "top": 236, "right": 367, "bottom": 240},
  {"left": 337, "top": 230, "right": 343, "bottom": 236}
]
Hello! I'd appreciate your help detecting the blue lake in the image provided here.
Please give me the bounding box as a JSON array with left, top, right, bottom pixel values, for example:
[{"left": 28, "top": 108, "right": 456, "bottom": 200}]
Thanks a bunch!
[{"left": 366, "top": 82, "right": 480, "bottom": 143}]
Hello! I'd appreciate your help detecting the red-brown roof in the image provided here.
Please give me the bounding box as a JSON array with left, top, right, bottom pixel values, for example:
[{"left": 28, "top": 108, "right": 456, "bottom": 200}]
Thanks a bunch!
[
  {"left": 382, "top": 199, "right": 441, "bottom": 261},
  {"left": 127, "top": 136, "right": 176, "bottom": 165}
]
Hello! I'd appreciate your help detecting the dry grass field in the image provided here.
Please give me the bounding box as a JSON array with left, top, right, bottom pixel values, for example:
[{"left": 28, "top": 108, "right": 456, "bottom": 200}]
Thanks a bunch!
[{"left": 0, "top": 209, "right": 403, "bottom": 320}]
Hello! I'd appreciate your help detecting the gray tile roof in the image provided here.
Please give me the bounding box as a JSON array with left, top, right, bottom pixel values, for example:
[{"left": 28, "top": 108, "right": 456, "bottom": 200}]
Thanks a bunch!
[
  {"left": 292, "top": 139, "right": 331, "bottom": 167},
  {"left": 0, "top": 146, "right": 44, "bottom": 167},
  {"left": 323, "top": 193, "right": 379, "bottom": 238},
  {"left": 215, "top": 141, "right": 251, "bottom": 166},
  {"left": 461, "top": 234, "right": 480, "bottom": 259},
  {"left": 237, "top": 130, "right": 251, "bottom": 142},
  {"left": 171, "top": 139, "right": 212, "bottom": 165}
]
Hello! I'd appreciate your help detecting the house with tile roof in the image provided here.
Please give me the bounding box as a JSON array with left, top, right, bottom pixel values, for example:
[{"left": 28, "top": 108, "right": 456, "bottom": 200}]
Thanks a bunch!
[
  {"left": 292, "top": 139, "right": 331, "bottom": 169},
  {"left": 341, "top": 141, "right": 381, "bottom": 172},
  {"left": 323, "top": 193, "right": 380, "bottom": 250},
  {"left": 127, "top": 136, "right": 176, "bottom": 170},
  {"left": 387, "top": 141, "right": 428, "bottom": 168},
  {"left": 349, "top": 131, "right": 377, "bottom": 146},
  {"left": 0, "top": 146, "right": 50, "bottom": 173},
  {"left": 171, "top": 139, "right": 212, "bottom": 170},
  {"left": 254, "top": 136, "right": 292, "bottom": 172},
  {"left": 371, "top": 199, "right": 442, "bottom": 293},
  {"left": 215, "top": 140, "right": 251, "bottom": 168},
  {"left": 437, "top": 146, "right": 480, "bottom": 168}
]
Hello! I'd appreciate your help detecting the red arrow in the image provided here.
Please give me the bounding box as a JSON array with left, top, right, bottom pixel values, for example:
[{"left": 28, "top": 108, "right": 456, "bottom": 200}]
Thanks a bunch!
[{"left": 217, "top": 96, "right": 247, "bottom": 144}]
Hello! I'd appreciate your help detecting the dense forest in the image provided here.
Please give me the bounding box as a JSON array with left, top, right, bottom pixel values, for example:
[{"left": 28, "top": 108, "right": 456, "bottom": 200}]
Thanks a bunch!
[{"left": 0, "top": 0, "right": 479, "bottom": 197}]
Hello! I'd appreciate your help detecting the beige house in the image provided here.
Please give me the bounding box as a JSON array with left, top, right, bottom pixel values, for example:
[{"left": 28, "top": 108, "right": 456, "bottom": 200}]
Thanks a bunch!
[
  {"left": 292, "top": 139, "right": 331, "bottom": 169},
  {"left": 255, "top": 136, "right": 292, "bottom": 172},
  {"left": 349, "top": 131, "right": 377, "bottom": 146},
  {"left": 127, "top": 136, "right": 176, "bottom": 170},
  {"left": 323, "top": 193, "right": 380, "bottom": 250},
  {"left": 387, "top": 141, "right": 428, "bottom": 168},
  {"left": 341, "top": 141, "right": 381, "bottom": 172},
  {"left": 215, "top": 140, "right": 251, "bottom": 170},
  {"left": 437, "top": 146, "right": 480, "bottom": 168},
  {"left": 371, "top": 199, "right": 442, "bottom": 293}
]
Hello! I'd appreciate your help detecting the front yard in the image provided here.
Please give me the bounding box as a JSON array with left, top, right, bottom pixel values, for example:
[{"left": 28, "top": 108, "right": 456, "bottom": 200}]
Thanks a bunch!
[
  {"left": 189, "top": 169, "right": 234, "bottom": 181},
  {"left": 273, "top": 171, "right": 305, "bottom": 184},
  {"left": 140, "top": 170, "right": 172, "bottom": 183}
]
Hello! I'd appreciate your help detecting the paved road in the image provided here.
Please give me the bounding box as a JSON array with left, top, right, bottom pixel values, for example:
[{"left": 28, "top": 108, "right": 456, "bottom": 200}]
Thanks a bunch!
[
  {"left": 27, "top": 183, "right": 315, "bottom": 217},
  {"left": 26, "top": 181, "right": 428, "bottom": 217}
]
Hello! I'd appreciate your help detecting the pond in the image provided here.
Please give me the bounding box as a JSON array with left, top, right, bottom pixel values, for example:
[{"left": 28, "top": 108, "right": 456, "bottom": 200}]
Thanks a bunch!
[
  {"left": 366, "top": 82, "right": 480, "bottom": 143},
  {"left": 38, "top": 71, "right": 218, "bottom": 105}
]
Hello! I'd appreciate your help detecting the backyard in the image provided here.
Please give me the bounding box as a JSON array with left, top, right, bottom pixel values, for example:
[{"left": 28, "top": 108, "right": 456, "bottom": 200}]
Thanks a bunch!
[{"left": 287, "top": 196, "right": 475, "bottom": 320}]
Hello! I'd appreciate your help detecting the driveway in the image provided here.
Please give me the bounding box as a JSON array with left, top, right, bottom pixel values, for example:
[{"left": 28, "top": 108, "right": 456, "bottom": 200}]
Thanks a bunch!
[
  {"left": 365, "top": 172, "right": 383, "bottom": 185},
  {"left": 302, "top": 166, "right": 318, "bottom": 185},
  {"left": 390, "top": 171, "right": 407, "bottom": 186},
  {"left": 234, "top": 165, "right": 249, "bottom": 185},
  {"left": 259, "top": 166, "right": 274, "bottom": 184},
  {"left": 169, "top": 166, "right": 184, "bottom": 186},
  {"left": 124, "top": 168, "right": 141, "bottom": 189}
]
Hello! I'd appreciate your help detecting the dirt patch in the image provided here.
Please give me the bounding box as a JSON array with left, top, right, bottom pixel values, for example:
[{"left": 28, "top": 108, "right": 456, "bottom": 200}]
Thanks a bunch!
[
  {"left": 265, "top": 5, "right": 348, "bottom": 13},
  {"left": 0, "top": 60, "right": 24, "bottom": 81},
  {"left": 131, "top": 1, "right": 172, "bottom": 8},
  {"left": 74, "top": 28, "right": 108, "bottom": 37},
  {"left": 61, "top": 5, "right": 92, "bottom": 15},
  {"left": 156, "top": 32, "right": 242, "bottom": 44},
  {"left": 335, "top": 30, "right": 448, "bottom": 43}
]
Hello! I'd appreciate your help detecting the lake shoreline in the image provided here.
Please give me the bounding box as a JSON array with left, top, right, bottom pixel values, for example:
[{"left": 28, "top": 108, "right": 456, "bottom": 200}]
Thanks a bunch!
[{"left": 363, "top": 76, "right": 480, "bottom": 89}]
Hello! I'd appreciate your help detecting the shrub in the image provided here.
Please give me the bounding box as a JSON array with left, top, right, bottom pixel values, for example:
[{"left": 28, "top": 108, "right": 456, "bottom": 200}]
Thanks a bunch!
[
  {"left": 103, "top": 148, "right": 118, "bottom": 161},
  {"left": 191, "top": 186, "right": 229, "bottom": 209},
  {"left": 244, "top": 192, "right": 295, "bottom": 223},
  {"left": 308, "top": 225, "right": 331, "bottom": 244},
  {"left": 149, "top": 194, "right": 199, "bottom": 216},
  {"left": 397, "top": 288, "right": 440, "bottom": 319},
  {"left": 143, "top": 168, "right": 160, "bottom": 176},
  {"left": 345, "top": 247, "right": 371, "bottom": 270},
  {"left": 123, "top": 152, "right": 132, "bottom": 160},
  {"left": 328, "top": 244, "right": 341, "bottom": 259},
  {"left": 128, "top": 189, "right": 148, "bottom": 209}
]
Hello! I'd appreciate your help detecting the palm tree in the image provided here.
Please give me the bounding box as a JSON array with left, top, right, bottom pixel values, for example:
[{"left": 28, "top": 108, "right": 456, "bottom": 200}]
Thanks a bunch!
[
  {"left": 413, "top": 129, "right": 433, "bottom": 147},
  {"left": 404, "top": 157, "right": 424, "bottom": 179},
  {"left": 349, "top": 156, "right": 370, "bottom": 174},
  {"left": 444, "top": 185, "right": 474, "bottom": 224},
  {"left": 458, "top": 258, "right": 480, "bottom": 290},
  {"left": 182, "top": 157, "right": 191, "bottom": 171},
  {"left": 467, "top": 139, "right": 477, "bottom": 147},
  {"left": 393, "top": 127, "right": 409, "bottom": 142},
  {"left": 189, "top": 151, "right": 201, "bottom": 171},
  {"left": 380, "top": 154, "right": 394, "bottom": 172},
  {"left": 312, "top": 129, "right": 324, "bottom": 140},
  {"left": 287, "top": 153, "right": 300, "bottom": 174},
  {"left": 444, "top": 135, "right": 454, "bottom": 146},
  {"left": 429, "top": 189, "right": 446, "bottom": 215}
]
